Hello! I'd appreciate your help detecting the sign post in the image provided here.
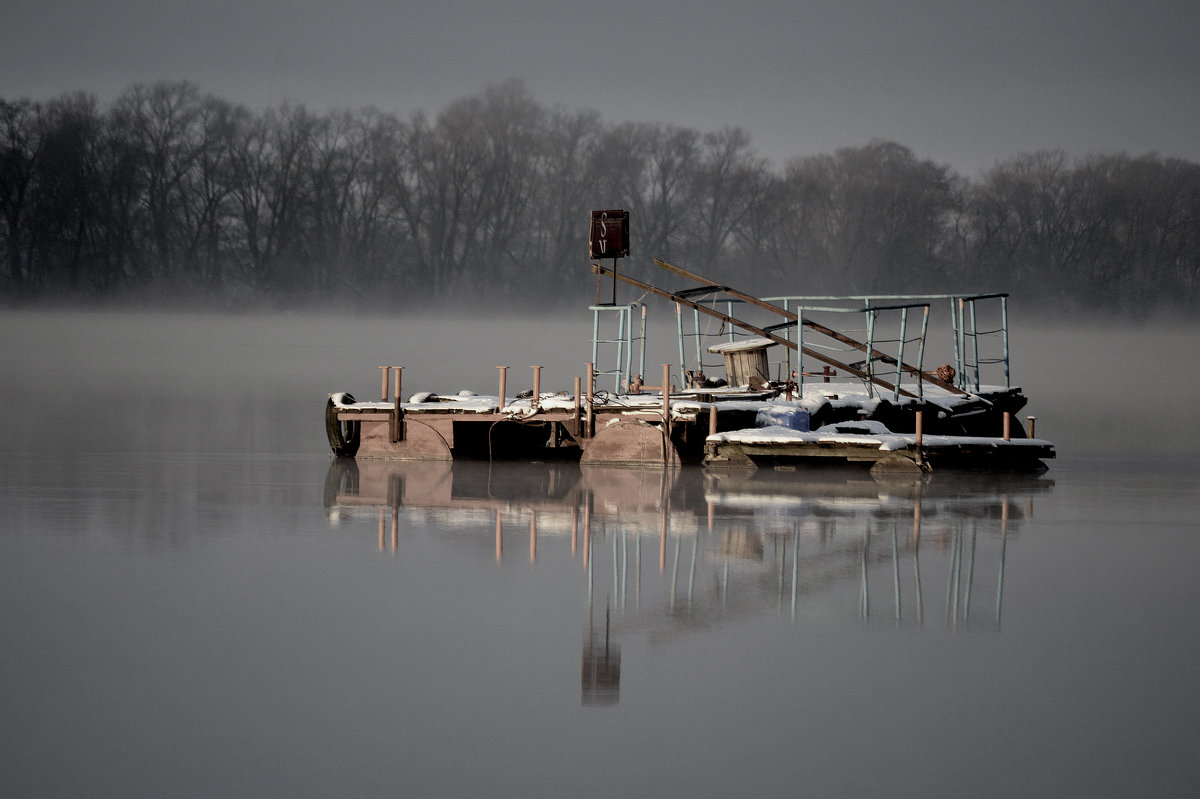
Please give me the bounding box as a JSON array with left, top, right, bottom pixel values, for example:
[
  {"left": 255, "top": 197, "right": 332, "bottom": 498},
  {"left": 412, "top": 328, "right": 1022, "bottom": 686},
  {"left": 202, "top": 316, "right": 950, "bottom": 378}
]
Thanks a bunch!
[{"left": 589, "top": 210, "right": 629, "bottom": 305}]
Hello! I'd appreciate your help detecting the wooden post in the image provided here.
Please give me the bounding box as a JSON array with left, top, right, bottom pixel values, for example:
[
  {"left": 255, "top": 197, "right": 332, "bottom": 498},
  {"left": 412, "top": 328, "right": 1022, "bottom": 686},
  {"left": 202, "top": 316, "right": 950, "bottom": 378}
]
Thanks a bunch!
[
  {"left": 531, "top": 365, "right": 542, "bottom": 410},
  {"left": 573, "top": 376, "right": 582, "bottom": 436},
  {"left": 497, "top": 366, "right": 507, "bottom": 414},
  {"left": 914, "top": 410, "right": 924, "bottom": 466},
  {"left": 708, "top": 404, "right": 717, "bottom": 437},
  {"left": 662, "top": 363, "right": 671, "bottom": 439},
  {"left": 391, "top": 366, "right": 403, "bottom": 442},
  {"left": 1003, "top": 411, "right": 1011, "bottom": 441},
  {"left": 585, "top": 362, "right": 595, "bottom": 437},
  {"left": 1026, "top": 416, "right": 1037, "bottom": 439},
  {"left": 380, "top": 366, "right": 390, "bottom": 401}
]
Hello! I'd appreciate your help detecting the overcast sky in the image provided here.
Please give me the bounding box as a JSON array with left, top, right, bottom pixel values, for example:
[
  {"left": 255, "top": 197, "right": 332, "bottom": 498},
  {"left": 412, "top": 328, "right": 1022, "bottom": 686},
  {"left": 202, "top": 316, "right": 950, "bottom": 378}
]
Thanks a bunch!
[{"left": 3, "top": 0, "right": 1197, "bottom": 176}]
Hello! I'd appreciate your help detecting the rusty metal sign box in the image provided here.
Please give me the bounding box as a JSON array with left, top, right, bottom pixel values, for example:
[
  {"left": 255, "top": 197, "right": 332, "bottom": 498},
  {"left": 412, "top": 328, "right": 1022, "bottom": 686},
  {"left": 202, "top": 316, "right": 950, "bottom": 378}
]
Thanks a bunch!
[{"left": 589, "top": 210, "right": 630, "bottom": 259}]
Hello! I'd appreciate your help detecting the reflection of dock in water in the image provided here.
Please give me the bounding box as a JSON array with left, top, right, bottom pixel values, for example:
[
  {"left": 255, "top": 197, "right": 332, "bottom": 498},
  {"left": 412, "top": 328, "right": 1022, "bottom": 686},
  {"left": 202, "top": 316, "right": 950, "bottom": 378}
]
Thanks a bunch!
[
  {"left": 325, "top": 459, "right": 1051, "bottom": 631},
  {"left": 326, "top": 459, "right": 1051, "bottom": 704}
]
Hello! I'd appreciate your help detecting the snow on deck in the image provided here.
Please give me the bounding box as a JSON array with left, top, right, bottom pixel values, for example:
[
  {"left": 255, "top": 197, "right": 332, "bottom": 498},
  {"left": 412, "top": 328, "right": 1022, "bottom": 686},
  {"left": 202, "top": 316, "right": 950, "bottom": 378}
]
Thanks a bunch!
[
  {"left": 332, "top": 380, "right": 1019, "bottom": 422},
  {"left": 709, "top": 424, "right": 1054, "bottom": 452}
]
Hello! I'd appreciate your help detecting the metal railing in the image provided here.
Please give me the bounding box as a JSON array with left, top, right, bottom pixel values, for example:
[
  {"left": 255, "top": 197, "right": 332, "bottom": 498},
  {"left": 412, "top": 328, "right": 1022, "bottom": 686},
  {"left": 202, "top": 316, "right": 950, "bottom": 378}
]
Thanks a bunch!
[{"left": 591, "top": 303, "right": 647, "bottom": 394}]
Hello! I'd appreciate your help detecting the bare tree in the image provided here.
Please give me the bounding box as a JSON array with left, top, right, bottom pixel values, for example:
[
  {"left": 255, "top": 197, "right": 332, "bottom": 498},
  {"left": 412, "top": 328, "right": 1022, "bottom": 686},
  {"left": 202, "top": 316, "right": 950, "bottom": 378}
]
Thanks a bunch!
[{"left": 0, "top": 98, "right": 42, "bottom": 287}]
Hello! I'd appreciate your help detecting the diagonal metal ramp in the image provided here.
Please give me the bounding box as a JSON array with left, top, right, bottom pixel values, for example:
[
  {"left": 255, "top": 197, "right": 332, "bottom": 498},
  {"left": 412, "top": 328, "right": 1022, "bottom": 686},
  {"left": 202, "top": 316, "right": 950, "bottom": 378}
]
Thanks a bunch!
[
  {"left": 592, "top": 260, "right": 965, "bottom": 398},
  {"left": 652, "top": 260, "right": 965, "bottom": 396}
]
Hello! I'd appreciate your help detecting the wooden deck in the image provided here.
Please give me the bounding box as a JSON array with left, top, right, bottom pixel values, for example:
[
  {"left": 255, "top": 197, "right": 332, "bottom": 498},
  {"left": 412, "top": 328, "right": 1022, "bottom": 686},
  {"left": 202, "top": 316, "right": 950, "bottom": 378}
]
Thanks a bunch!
[{"left": 327, "top": 384, "right": 1053, "bottom": 472}]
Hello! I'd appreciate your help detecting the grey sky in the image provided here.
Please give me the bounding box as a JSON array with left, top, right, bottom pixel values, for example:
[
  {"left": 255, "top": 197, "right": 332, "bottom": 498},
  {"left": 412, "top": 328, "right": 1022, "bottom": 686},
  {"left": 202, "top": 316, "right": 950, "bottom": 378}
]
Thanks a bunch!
[{"left": 2, "top": 0, "right": 1197, "bottom": 175}]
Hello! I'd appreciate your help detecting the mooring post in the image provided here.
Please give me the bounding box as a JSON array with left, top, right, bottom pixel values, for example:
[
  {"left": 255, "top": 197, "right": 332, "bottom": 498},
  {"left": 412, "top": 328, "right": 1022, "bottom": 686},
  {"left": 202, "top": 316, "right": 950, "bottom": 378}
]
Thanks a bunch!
[
  {"left": 573, "top": 376, "right": 582, "bottom": 435},
  {"left": 497, "top": 366, "right": 508, "bottom": 414},
  {"left": 380, "top": 365, "right": 390, "bottom": 402},
  {"left": 1026, "top": 415, "right": 1037, "bottom": 439},
  {"left": 915, "top": 410, "right": 924, "bottom": 466},
  {"left": 531, "top": 365, "right": 542, "bottom": 410},
  {"left": 392, "top": 366, "right": 403, "bottom": 442},
  {"left": 585, "top": 362, "right": 595, "bottom": 437},
  {"left": 708, "top": 404, "right": 717, "bottom": 437},
  {"left": 662, "top": 363, "right": 671, "bottom": 439},
  {"left": 1003, "top": 411, "right": 1011, "bottom": 441}
]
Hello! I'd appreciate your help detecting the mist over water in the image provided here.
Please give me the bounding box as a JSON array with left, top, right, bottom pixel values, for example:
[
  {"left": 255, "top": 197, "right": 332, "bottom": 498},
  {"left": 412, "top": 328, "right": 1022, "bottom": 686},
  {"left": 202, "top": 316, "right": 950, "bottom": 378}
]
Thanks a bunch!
[
  {"left": 3, "top": 308, "right": 1199, "bottom": 797},
  {"left": 6, "top": 307, "right": 1193, "bottom": 458}
]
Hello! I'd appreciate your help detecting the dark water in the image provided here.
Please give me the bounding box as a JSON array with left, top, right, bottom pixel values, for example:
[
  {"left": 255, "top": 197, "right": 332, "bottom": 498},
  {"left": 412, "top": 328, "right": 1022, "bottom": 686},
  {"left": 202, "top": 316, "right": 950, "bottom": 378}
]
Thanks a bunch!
[{"left": 2, "top": 310, "right": 1199, "bottom": 798}]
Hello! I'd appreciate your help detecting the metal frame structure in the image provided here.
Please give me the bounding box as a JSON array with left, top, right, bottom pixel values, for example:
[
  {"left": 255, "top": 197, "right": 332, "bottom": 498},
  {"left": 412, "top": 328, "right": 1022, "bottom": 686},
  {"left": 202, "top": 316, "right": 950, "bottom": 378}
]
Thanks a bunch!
[{"left": 590, "top": 303, "right": 647, "bottom": 394}]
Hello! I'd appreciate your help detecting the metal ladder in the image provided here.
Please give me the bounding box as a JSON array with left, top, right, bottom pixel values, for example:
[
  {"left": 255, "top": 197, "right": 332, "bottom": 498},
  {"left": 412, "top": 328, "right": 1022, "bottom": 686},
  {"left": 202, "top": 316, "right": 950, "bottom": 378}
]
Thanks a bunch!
[{"left": 590, "top": 303, "right": 646, "bottom": 394}]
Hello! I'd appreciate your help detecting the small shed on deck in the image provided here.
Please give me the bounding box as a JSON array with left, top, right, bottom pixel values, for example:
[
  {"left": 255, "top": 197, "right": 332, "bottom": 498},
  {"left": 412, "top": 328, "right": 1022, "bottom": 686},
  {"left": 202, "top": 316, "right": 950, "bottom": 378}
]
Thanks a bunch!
[{"left": 707, "top": 336, "right": 776, "bottom": 387}]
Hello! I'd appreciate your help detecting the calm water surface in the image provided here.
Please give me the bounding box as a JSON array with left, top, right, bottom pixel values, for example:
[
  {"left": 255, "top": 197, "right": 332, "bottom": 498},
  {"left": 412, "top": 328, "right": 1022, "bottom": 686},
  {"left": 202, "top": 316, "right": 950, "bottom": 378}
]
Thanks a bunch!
[{"left": 2, "top": 310, "right": 1199, "bottom": 798}]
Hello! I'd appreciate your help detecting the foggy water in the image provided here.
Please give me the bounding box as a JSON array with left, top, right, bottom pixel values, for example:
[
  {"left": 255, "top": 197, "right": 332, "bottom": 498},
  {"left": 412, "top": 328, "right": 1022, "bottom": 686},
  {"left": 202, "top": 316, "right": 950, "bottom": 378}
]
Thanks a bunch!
[{"left": 3, "top": 309, "right": 1200, "bottom": 798}]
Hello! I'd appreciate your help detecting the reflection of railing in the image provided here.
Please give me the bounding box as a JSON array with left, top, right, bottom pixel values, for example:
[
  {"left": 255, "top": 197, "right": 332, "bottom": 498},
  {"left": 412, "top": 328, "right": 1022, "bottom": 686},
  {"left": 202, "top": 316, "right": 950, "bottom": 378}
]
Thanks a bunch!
[{"left": 325, "top": 460, "right": 1050, "bottom": 633}]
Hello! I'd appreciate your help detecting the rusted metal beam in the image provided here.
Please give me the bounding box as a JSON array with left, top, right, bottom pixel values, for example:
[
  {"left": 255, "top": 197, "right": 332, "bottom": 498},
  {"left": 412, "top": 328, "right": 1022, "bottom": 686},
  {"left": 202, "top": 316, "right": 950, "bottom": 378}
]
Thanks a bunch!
[
  {"left": 591, "top": 263, "right": 916, "bottom": 398},
  {"left": 653, "top": 259, "right": 964, "bottom": 395}
]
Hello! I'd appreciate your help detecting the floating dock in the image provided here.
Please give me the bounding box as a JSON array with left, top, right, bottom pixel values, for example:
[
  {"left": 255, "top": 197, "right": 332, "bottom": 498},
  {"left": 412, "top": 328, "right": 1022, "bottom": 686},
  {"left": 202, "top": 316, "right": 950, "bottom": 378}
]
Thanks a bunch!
[{"left": 326, "top": 260, "right": 1054, "bottom": 473}]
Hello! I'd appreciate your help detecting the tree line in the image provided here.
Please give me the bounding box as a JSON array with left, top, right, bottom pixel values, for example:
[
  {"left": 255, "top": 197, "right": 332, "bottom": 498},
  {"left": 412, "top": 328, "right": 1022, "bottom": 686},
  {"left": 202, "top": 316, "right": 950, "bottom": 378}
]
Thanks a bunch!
[{"left": 2, "top": 79, "right": 1197, "bottom": 313}]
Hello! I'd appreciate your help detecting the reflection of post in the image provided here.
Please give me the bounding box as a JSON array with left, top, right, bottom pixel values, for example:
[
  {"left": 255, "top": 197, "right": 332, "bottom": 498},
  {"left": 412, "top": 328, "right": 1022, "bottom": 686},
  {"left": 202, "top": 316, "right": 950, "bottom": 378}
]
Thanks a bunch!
[
  {"left": 571, "top": 504, "right": 578, "bottom": 555},
  {"left": 658, "top": 503, "right": 667, "bottom": 573},
  {"left": 634, "top": 530, "right": 642, "bottom": 610},
  {"left": 495, "top": 509, "right": 503, "bottom": 562},
  {"left": 669, "top": 537, "right": 681, "bottom": 613},
  {"left": 860, "top": 528, "right": 870, "bottom": 619},
  {"left": 582, "top": 604, "right": 620, "bottom": 706},
  {"left": 688, "top": 536, "right": 698, "bottom": 606},
  {"left": 891, "top": 522, "right": 902, "bottom": 623},
  {"left": 530, "top": 511, "right": 537, "bottom": 563},
  {"left": 391, "top": 506, "right": 398, "bottom": 553},
  {"left": 583, "top": 499, "right": 591, "bottom": 570},
  {"left": 913, "top": 491, "right": 924, "bottom": 626},
  {"left": 997, "top": 495, "right": 1009, "bottom": 627},
  {"left": 964, "top": 523, "right": 978, "bottom": 620},
  {"left": 612, "top": 529, "right": 619, "bottom": 599},
  {"left": 619, "top": 531, "right": 628, "bottom": 609},
  {"left": 791, "top": 522, "right": 800, "bottom": 621},
  {"left": 378, "top": 508, "right": 385, "bottom": 553},
  {"left": 948, "top": 530, "right": 962, "bottom": 627}
]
